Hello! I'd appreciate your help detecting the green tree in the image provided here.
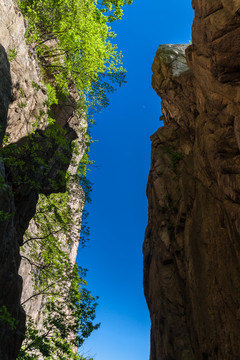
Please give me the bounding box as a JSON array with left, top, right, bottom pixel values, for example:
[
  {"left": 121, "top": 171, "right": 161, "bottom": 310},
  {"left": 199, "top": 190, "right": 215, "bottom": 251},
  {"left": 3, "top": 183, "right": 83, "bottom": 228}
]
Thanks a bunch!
[
  {"left": 18, "top": 184, "right": 98, "bottom": 359},
  {"left": 18, "top": 265, "right": 99, "bottom": 360},
  {"left": 18, "top": 0, "right": 132, "bottom": 110}
]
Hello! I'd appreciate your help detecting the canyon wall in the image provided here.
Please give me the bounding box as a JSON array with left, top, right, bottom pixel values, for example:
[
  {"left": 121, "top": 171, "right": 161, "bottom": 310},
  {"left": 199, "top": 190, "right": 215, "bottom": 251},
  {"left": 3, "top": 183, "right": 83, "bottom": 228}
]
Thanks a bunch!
[
  {"left": 0, "top": 1, "right": 85, "bottom": 358},
  {"left": 143, "top": 1, "right": 240, "bottom": 359}
]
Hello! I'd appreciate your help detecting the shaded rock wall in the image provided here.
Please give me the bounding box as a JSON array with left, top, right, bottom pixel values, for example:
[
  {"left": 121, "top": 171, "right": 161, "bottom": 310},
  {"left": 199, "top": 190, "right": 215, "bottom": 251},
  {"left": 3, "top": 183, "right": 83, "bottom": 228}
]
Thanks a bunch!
[
  {"left": 0, "top": 0, "right": 86, "bottom": 358},
  {"left": 0, "top": 44, "right": 25, "bottom": 360},
  {"left": 144, "top": 1, "right": 240, "bottom": 359}
]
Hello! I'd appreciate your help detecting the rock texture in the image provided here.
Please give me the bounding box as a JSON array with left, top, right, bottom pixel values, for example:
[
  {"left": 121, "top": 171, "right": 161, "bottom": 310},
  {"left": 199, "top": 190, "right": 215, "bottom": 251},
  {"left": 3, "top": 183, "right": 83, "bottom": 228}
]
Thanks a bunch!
[
  {"left": 144, "top": 1, "right": 240, "bottom": 359},
  {"left": 0, "top": 0, "right": 86, "bottom": 358},
  {"left": 0, "top": 0, "right": 48, "bottom": 143},
  {"left": 19, "top": 108, "right": 86, "bottom": 327},
  {"left": 0, "top": 44, "right": 25, "bottom": 360}
]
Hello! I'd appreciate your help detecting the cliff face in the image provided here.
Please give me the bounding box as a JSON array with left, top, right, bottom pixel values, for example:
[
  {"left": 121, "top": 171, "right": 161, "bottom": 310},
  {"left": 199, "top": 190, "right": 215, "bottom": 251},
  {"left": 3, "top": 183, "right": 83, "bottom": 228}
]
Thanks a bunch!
[
  {"left": 0, "top": 1, "right": 85, "bottom": 358},
  {"left": 0, "top": 43, "right": 24, "bottom": 360},
  {"left": 143, "top": 1, "right": 240, "bottom": 359}
]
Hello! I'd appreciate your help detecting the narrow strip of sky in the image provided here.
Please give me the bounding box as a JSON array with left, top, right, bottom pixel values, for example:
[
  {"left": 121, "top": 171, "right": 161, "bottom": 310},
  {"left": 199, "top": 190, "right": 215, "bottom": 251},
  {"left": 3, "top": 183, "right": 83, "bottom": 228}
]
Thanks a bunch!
[{"left": 78, "top": 1, "right": 194, "bottom": 360}]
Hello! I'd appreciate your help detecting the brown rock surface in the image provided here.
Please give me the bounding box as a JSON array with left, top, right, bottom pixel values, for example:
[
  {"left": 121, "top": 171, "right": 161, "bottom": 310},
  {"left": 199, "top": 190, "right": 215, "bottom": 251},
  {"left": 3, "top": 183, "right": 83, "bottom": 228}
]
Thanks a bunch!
[{"left": 143, "top": 1, "right": 240, "bottom": 359}]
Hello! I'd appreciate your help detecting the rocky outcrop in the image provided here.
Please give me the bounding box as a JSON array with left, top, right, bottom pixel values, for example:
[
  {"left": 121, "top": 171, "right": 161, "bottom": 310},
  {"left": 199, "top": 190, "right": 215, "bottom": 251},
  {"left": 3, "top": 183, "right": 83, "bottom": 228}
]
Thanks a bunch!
[
  {"left": 0, "top": 0, "right": 86, "bottom": 358},
  {"left": 144, "top": 1, "right": 240, "bottom": 359}
]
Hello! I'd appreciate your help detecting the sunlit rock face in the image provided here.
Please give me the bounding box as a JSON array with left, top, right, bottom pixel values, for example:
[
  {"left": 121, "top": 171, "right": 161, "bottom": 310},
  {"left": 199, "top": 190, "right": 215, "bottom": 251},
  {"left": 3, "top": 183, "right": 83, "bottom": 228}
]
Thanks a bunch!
[{"left": 144, "top": 1, "right": 240, "bottom": 359}]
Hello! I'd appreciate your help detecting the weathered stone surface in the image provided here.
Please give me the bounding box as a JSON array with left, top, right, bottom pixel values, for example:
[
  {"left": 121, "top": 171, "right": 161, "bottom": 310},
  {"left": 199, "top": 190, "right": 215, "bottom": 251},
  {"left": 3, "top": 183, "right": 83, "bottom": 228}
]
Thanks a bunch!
[
  {"left": 0, "top": 43, "right": 25, "bottom": 360},
  {"left": 0, "top": 0, "right": 86, "bottom": 358},
  {"left": 0, "top": 44, "right": 11, "bottom": 144},
  {"left": 19, "top": 112, "right": 87, "bottom": 329},
  {"left": 144, "top": 1, "right": 240, "bottom": 359},
  {"left": 0, "top": 159, "right": 26, "bottom": 360},
  {"left": 0, "top": 0, "right": 48, "bottom": 144}
]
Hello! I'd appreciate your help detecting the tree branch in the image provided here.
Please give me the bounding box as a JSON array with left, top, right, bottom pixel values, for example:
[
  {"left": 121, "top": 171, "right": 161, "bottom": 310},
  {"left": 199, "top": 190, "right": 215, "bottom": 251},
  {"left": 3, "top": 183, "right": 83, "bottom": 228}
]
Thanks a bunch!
[{"left": 23, "top": 227, "right": 64, "bottom": 246}]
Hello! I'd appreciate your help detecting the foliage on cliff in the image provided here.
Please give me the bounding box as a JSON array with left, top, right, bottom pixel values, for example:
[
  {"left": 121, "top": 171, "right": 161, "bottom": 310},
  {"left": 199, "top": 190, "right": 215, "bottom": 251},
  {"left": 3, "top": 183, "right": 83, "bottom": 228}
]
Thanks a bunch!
[
  {"left": 18, "top": 0, "right": 132, "bottom": 112},
  {"left": 18, "top": 264, "right": 99, "bottom": 360},
  {"left": 17, "top": 177, "right": 98, "bottom": 359},
  {"left": 10, "top": 0, "right": 132, "bottom": 358}
]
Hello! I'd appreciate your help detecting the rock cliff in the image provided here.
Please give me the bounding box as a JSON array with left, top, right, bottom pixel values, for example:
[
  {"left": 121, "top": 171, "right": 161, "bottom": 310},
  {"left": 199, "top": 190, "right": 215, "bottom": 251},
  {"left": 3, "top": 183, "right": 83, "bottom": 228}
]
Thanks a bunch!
[
  {"left": 0, "top": 1, "right": 86, "bottom": 358},
  {"left": 144, "top": 1, "right": 240, "bottom": 359}
]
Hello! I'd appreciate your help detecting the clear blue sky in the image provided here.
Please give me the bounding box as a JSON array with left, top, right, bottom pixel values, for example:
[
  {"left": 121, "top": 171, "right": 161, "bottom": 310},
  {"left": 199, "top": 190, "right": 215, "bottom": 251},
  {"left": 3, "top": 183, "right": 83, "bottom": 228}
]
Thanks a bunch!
[{"left": 77, "top": 2, "right": 194, "bottom": 360}]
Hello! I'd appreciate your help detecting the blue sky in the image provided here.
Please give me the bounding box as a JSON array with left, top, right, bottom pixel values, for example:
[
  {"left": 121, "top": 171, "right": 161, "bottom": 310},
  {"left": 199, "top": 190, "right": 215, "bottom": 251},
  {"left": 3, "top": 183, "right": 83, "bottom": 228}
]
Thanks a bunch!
[{"left": 77, "top": 1, "right": 194, "bottom": 360}]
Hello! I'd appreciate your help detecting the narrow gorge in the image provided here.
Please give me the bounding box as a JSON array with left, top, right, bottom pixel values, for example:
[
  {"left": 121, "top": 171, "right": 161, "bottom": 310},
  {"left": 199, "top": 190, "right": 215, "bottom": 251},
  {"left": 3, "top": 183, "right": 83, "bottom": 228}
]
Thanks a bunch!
[
  {"left": 1, "top": 0, "right": 240, "bottom": 360},
  {"left": 144, "top": 1, "right": 240, "bottom": 359}
]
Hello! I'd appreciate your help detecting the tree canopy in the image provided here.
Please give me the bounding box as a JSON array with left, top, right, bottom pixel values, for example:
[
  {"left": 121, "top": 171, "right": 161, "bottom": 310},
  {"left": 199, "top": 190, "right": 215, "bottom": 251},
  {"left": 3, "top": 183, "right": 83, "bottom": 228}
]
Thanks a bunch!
[{"left": 19, "top": 0, "right": 132, "bottom": 111}]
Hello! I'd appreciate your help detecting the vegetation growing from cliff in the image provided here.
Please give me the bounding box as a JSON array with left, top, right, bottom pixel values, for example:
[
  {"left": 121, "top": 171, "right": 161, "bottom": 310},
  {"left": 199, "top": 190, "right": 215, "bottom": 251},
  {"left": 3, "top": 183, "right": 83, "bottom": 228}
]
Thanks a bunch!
[
  {"left": 17, "top": 175, "right": 98, "bottom": 359},
  {"left": 18, "top": 264, "right": 99, "bottom": 360},
  {"left": 11, "top": 0, "right": 132, "bottom": 358},
  {"left": 18, "top": 0, "right": 132, "bottom": 112}
]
